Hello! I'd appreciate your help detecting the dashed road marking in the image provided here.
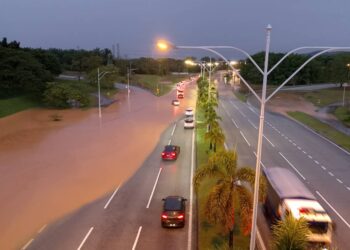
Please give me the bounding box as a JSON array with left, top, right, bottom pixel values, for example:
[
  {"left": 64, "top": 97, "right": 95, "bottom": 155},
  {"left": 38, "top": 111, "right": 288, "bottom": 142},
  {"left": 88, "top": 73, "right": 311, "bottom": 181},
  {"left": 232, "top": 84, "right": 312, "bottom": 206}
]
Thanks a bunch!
[
  {"left": 279, "top": 152, "right": 306, "bottom": 180},
  {"left": 38, "top": 224, "right": 47, "bottom": 234},
  {"left": 321, "top": 166, "right": 327, "bottom": 170},
  {"left": 146, "top": 168, "right": 162, "bottom": 208},
  {"left": 297, "top": 146, "right": 301, "bottom": 150},
  {"left": 314, "top": 160, "right": 319, "bottom": 165},
  {"left": 308, "top": 155, "right": 313, "bottom": 159},
  {"left": 240, "top": 131, "right": 250, "bottom": 147},
  {"left": 302, "top": 151, "right": 307, "bottom": 154},
  {"left": 22, "top": 239, "right": 34, "bottom": 250},
  {"left": 316, "top": 191, "right": 350, "bottom": 229},
  {"left": 77, "top": 227, "right": 94, "bottom": 250},
  {"left": 337, "top": 179, "right": 343, "bottom": 184},
  {"left": 104, "top": 184, "right": 122, "bottom": 209},
  {"left": 171, "top": 123, "right": 177, "bottom": 136},
  {"left": 248, "top": 119, "right": 258, "bottom": 129},
  {"left": 231, "top": 118, "right": 238, "bottom": 128},
  {"left": 132, "top": 226, "right": 142, "bottom": 250},
  {"left": 328, "top": 172, "right": 334, "bottom": 177},
  {"left": 263, "top": 135, "right": 275, "bottom": 147}
]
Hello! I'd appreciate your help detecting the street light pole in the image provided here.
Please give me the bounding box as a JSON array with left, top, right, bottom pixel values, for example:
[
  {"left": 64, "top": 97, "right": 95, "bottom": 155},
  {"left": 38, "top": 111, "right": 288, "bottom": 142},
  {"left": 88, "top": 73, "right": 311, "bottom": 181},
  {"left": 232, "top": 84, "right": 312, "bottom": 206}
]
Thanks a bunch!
[
  {"left": 249, "top": 24, "right": 272, "bottom": 250},
  {"left": 98, "top": 67, "right": 102, "bottom": 118}
]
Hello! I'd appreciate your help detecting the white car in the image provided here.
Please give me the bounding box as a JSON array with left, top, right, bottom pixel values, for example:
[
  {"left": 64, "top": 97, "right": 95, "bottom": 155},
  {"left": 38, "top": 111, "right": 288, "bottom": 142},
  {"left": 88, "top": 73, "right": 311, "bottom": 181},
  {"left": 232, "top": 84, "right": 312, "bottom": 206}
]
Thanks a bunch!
[
  {"left": 185, "top": 107, "right": 194, "bottom": 116},
  {"left": 184, "top": 117, "right": 195, "bottom": 129},
  {"left": 172, "top": 99, "right": 180, "bottom": 106}
]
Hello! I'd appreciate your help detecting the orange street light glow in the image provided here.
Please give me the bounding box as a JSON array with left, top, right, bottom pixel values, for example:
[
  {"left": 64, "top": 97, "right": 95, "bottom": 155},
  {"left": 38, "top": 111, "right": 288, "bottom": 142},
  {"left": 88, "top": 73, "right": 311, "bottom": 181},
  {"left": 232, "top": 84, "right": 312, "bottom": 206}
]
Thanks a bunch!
[{"left": 157, "top": 41, "right": 169, "bottom": 50}]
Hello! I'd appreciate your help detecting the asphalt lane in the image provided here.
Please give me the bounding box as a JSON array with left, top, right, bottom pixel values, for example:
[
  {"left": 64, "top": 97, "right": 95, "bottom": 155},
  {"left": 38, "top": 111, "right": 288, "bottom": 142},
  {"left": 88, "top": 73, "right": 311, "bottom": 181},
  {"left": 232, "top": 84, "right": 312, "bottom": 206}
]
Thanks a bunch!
[
  {"left": 216, "top": 74, "right": 350, "bottom": 249},
  {"left": 27, "top": 83, "right": 197, "bottom": 250}
]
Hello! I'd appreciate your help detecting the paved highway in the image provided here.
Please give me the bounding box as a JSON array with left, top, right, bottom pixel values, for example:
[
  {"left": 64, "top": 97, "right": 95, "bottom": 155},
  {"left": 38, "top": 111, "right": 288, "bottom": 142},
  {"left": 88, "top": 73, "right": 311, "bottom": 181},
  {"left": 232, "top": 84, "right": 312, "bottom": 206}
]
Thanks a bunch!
[
  {"left": 216, "top": 73, "right": 350, "bottom": 249},
  {"left": 26, "top": 82, "right": 197, "bottom": 250}
]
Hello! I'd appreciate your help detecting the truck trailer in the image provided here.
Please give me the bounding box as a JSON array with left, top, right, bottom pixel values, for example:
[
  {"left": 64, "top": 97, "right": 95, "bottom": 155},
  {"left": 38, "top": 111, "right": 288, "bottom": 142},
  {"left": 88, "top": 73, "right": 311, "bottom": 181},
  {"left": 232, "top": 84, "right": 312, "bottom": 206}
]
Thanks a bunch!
[{"left": 263, "top": 167, "right": 333, "bottom": 247}]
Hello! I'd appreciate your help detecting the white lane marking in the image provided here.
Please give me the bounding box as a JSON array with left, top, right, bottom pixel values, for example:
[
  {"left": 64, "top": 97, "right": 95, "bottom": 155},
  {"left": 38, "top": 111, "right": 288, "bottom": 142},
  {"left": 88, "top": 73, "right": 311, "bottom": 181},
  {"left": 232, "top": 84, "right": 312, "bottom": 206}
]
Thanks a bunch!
[
  {"left": 279, "top": 152, "right": 306, "bottom": 180},
  {"left": 297, "top": 146, "right": 301, "bottom": 150},
  {"left": 77, "top": 227, "right": 94, "bottom": 250},
  {"left": 22, "top": 239, "right": 34, "bottom": 250},
  {"left": 316, "top": 191, "right": 350, "bottom": 229},
  {"left": 288, "top": 139, "right": 293, "bottom": 143},
  {"left": 224, "top": 108, "right": 231, "bottom": 117},
  {"left": 146, "top": 168, "right": 162, "bottom": 208},
  {"left": 281, "top": 133, "right": 284, "bottom": 136},
  {"left": 263, "top": 135, "right": 275, "bottom": 147},
  {"left": 290, "top": 116, "right": 350, "bottom": 156},
  {"left": 248, "top": 119, "right": 258, "bottom": 129},
  {"left": 302, "top": 151, "right": 307, "bottom": 154},
  {"left": 168, "top": 139, "right": 171, "bottom": 145},
  {"left": 257, "top": 228, "right": 267, "bottom": 250},
  {"left": 230, "top": 101, "right": 238, "bottom": 110},
  {"left": 337, "top": 179, "right": 343, "bottom": 184},
  {"left": 292, "top": 143, "right": 296, "bottom": 146},
  {"left": 104, "top": 184, "right": 121, "bottom": 209},
  {"left": 276, "top": 129, "right": 280, "bottom": 133},
  {"left": 321, "top": 166, "right": 327, "bottom": 170},
  {"left": 248, "top": 106, "right": 258, "bottom": 115},
  {"left": 314, "top": 160, "right": 319, "bottom": 165},
  {"left": 187, "top": 130, "right": 195, "bottom": 250},
  {"left": 132, "top": 226, "right": 142, "bottom": 250},
  {"left": 231, "top": 118, "right": 238, "bottom": 128},
  {"left": 285, "top": 136, "right": 289, "bottom": 140},
  {"left": 347, "top": 187, "right": 350, "bottom": 191},
  {"left": 171, "top": 123, "right": 177, "bottom": 136},
  {"left": 240, "top": 131, "right": 250, "bottom": 146},
  {"left": 238, "top": 110, "right": 246, "bottom": 117},
  {"left": 328, "top": 172, "right": 334, "bottom": 177},
  {"left": 308, "top": 155, "right": 313, "bottom": 159},
  {"left": 38, "top": 224, "right": 47, "bottom": 234},
  {"left": 253, "top": 151, "right": 266, "bottom": 170}
]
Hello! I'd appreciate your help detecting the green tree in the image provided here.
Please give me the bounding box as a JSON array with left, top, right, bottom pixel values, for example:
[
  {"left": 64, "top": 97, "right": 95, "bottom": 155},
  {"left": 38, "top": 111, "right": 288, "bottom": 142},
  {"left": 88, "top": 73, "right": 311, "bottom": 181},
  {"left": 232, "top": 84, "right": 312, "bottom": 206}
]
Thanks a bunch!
[
  {"left": 272, "top": 213, "right": 310, "bottom": 250},
  {"left": 194, "top": 150, "right": 266, "bottom": 248},
  {"left": 204, "top": 125, "right": 225, "bottom": 152}
]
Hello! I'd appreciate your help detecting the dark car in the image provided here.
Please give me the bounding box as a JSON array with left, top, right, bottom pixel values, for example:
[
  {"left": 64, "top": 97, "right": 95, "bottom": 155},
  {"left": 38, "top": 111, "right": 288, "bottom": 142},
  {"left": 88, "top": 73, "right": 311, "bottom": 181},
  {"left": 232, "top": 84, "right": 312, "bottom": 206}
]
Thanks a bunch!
[
  {"left": 161, "top": 196, "right": 186, "bottom": 228},
  {"left": 161, "top": 145, "right": 180, "bottom": 160}
]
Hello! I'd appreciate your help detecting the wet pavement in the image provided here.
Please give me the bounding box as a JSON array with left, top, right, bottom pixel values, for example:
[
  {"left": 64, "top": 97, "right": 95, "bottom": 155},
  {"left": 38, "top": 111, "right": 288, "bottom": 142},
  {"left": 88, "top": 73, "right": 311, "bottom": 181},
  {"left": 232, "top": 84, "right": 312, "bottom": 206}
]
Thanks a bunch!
[{"left": 0, "top": 80, "right": 197, "bottom": 250}]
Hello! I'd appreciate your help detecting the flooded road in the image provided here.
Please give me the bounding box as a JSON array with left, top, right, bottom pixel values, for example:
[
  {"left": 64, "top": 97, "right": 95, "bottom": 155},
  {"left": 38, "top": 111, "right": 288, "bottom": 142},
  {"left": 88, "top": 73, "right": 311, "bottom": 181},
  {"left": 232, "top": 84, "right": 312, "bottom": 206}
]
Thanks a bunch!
[{"left": 0, "top": 82, "right": 197, "bottom": 249}]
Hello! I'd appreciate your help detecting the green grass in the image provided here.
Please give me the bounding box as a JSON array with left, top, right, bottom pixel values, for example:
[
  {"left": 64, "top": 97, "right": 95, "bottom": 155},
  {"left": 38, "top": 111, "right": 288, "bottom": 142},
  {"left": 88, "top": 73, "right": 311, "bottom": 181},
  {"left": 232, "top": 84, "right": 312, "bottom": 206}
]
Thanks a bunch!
[
  {"left": 131, "top": 74, "right": 189, "bottom": 96},
  {"left": 233, "top": 90, "right": 248, "bottom": 102},
  {"left": 196, "top": 105, "right": 249, "bottom": 250},
  {"left": 0, "top": 96, "right": 40, "bottom": 118},
  {"left": 333, "top": 106, "right": 350, "bottom": 127},
  {"left": 287, "top": 111, "right": 350, "bottom": 151},
  {"left": 301, "top": 88, "right": 349, "bottom": 107}
]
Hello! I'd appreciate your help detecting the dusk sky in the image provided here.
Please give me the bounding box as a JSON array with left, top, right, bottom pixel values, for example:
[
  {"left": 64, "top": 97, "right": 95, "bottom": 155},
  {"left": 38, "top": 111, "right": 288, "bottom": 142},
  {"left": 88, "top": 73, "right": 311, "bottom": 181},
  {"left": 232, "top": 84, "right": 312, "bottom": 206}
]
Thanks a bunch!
[{"left": 1, "top": 0, "right": 350, "bottom": 59}]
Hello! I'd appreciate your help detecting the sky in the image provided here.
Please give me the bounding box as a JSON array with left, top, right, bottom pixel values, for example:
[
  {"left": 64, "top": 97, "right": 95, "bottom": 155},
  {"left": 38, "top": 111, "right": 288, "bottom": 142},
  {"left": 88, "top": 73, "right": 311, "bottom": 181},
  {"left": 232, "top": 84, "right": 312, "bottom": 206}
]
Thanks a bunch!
[{"left": 1, "top": 0, "right": 350, "bottom": 59}]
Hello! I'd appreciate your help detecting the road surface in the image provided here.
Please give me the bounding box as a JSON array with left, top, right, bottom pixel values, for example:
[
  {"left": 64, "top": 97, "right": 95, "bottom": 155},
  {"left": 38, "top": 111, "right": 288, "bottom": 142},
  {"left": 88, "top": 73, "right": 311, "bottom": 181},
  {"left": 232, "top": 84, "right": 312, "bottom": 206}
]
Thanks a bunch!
[{"left": 217, "top": 73, "right": 350, "bottom": 249}]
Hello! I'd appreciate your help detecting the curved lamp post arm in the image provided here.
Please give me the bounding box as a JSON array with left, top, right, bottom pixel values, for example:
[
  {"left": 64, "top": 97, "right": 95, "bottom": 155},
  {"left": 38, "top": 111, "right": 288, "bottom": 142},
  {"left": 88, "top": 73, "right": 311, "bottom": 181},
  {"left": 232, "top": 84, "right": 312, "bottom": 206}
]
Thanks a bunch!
[
  {"left": 203, "top": 46, "right": 264, "bottom": 74},
  {"left": 266, "top": 47, "right": 350, "bottom": 102},
  {"left": 268, "top": 46, "right": 350, "bottom": 75},
  {"left": 177, "top": 45, "right": 262, "bottom": 103}
]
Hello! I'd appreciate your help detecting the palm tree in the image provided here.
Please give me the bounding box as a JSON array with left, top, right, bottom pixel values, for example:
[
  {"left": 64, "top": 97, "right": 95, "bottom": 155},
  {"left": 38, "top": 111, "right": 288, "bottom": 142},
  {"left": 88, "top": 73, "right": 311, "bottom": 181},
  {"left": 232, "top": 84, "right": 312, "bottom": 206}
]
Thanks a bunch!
[
  {"left": 205, "top": 125, "right": 225, "bottom": 152},
  {"left": 272, "top": 213, "right": 310, "bottom": 250},
  {"left": 194, "top": 150, "right": 266, "bottom": 248}
]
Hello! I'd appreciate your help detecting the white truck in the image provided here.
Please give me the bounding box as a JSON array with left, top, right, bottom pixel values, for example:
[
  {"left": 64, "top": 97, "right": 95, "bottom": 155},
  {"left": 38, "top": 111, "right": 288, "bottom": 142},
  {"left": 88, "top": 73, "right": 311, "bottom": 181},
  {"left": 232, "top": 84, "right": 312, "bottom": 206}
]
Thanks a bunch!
[{"left": 263, "top": 167, "right": 333, "bottom": 248}]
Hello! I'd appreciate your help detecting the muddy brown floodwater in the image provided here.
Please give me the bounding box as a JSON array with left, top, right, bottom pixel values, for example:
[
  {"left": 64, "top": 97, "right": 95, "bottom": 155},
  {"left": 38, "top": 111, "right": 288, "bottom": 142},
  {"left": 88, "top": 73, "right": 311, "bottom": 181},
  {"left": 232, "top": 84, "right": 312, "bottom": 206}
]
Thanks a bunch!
[{"left": 0, "top": 82, "right": 197, "bottom": 250}]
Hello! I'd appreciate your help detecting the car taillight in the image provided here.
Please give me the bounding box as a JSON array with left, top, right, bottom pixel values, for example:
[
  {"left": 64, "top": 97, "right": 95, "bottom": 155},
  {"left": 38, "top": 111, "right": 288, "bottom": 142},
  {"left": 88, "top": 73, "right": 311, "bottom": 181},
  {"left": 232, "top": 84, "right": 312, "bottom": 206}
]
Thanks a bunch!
[
  {"left": 161, "top": 214, "right": 168, "bottom": 219},
  {"left": 177, "top": 214, "right": 184, "bottom": 219},
  {"left": 171, "top": 152, "right": 176, "bottom": 156},
  {"left": 162, "top": 152, "right": 165, "bottom": 156}
]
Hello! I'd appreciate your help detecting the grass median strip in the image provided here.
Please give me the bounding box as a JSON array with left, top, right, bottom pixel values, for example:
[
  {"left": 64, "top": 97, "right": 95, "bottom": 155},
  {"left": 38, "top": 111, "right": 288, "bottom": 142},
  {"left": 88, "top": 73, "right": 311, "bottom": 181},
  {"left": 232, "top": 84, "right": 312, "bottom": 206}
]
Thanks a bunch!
[{"left": 287, "top": 111, "right": 350, "bottom": 152}]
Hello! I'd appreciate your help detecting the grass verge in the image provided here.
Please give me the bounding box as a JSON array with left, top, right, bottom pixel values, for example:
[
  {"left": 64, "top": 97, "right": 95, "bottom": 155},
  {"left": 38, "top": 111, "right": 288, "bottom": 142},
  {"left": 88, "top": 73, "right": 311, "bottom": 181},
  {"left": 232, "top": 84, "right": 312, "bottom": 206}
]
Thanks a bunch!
[
  {"left": 0, "top": 96, "right": 40, "bottom": 118},
  {"left": 333, "top": 106, "right": 350, "bottom": 127},
  {"left": 196, "top": 105, "right": 249, "bottom": 249},
  {"left": 287, "top": 111, "right": 350, "bottom": 151},
  {"left": 132, "top": 74, "right": 189, "bottom": 96}
]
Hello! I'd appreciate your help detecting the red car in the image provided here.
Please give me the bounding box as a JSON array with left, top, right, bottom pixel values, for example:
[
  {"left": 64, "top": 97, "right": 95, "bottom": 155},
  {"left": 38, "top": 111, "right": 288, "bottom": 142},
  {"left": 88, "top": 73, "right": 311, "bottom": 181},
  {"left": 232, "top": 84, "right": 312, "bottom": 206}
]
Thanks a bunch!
[{"left": 161, "top": 145, "right": 180, "bottom": 160}]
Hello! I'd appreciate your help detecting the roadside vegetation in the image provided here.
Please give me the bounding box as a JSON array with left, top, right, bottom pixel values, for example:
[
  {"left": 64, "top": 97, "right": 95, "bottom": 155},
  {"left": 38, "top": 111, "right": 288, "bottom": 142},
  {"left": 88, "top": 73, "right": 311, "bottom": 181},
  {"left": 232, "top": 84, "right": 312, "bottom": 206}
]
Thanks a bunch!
[
  {"left": 129, "top": 74, "right": 189, "bottom": 96},
  {"left": 0, "top": 96, "right": 40, "bottom": 118},
  {"left": 287, "top": 111, "right": 350, "bottom": 151},
  {"left": 195, "top": 76, "right": 266, "bottom": 249},
  {"left": 271, "top": 214, "right": 310, "bottom": 250}
]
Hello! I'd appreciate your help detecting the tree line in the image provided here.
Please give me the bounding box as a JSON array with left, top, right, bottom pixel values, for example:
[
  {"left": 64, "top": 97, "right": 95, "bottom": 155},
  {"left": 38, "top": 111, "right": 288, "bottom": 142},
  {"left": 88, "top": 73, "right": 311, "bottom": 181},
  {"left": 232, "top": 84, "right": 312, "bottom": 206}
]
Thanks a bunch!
[{"left": 239, "top": 51, "right": 350, "bottom": 86}]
